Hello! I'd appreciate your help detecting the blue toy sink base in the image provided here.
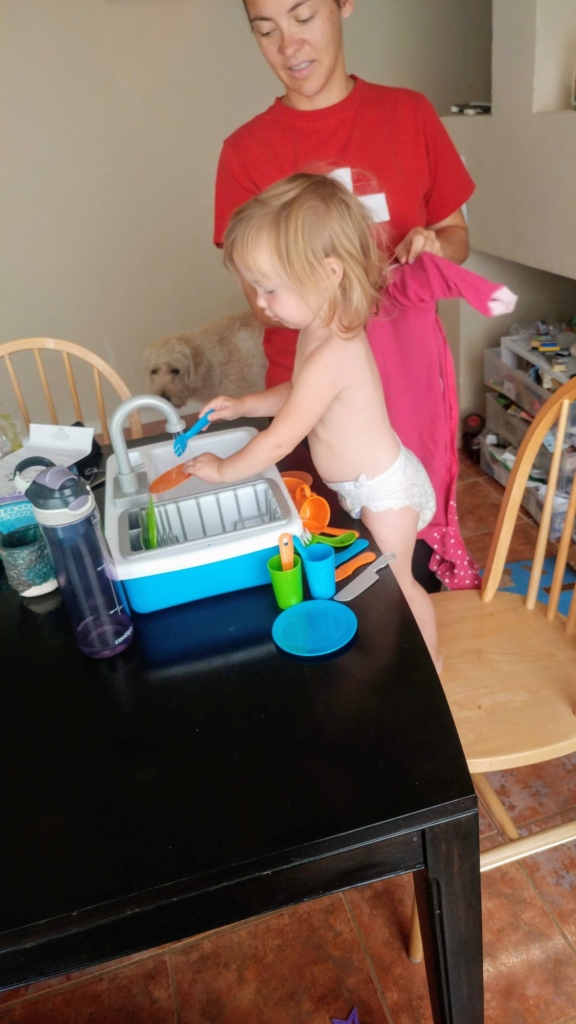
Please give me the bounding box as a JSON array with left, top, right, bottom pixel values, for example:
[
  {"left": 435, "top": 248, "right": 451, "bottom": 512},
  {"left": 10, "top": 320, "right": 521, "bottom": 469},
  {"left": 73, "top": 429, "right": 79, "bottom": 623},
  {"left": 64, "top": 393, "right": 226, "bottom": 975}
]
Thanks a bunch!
[{"left": 123, "top": 545, "right": 277, "bottom": 613}]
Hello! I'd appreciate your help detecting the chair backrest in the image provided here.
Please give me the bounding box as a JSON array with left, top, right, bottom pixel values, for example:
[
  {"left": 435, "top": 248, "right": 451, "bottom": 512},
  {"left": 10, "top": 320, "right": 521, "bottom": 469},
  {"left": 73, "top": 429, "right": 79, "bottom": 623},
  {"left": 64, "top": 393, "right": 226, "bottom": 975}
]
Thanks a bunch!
[
  {"left": 0, "top": 338, "right": 142, "bottom": 445},
  {"left": 482, "top": 375, "right": 576, "bottom": 630}
]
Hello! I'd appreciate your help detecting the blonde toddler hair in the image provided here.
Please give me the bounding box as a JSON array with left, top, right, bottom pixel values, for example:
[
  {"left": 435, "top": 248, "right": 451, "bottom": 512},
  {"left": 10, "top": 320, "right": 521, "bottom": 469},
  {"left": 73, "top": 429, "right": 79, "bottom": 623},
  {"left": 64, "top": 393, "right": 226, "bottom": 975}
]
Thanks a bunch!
[{"left": 223, "top": 173, "right": 389, "bottom": 334}]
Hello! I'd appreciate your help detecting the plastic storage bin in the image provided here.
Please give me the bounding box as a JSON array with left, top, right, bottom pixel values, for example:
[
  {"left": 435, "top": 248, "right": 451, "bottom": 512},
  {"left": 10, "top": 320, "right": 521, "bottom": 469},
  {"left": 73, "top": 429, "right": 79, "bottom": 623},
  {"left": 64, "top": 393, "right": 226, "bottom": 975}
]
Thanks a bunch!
[
  {"left": 484, "top": 393, "right": 576, "bottom": 492},
  {"left": 479, "top": 434, "right": 572, "bottom": 542},
  {"left": 485, "top": 392, "right": 531, "bottom": 449},
  {"left": 484, "top": 347, "right": 550, "bottom": 419},
  {"left": 502, "top": 334, "right": 576, "bottom": 385}
]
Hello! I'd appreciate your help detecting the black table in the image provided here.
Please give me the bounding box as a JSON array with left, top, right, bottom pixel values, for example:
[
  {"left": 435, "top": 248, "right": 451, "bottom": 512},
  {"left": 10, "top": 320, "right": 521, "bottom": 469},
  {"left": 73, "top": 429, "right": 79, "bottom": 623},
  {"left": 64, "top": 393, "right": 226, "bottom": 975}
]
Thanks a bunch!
[{"left": 0, "top": 437, "right": 483, "bottom": 1023}]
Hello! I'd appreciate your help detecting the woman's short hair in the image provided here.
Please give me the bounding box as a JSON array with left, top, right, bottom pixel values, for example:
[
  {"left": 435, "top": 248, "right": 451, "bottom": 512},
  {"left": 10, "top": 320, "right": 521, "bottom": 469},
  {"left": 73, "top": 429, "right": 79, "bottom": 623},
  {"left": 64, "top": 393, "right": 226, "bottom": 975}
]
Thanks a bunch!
[{"left": 223, "top": 173, "right": 388, "bottom": 334}]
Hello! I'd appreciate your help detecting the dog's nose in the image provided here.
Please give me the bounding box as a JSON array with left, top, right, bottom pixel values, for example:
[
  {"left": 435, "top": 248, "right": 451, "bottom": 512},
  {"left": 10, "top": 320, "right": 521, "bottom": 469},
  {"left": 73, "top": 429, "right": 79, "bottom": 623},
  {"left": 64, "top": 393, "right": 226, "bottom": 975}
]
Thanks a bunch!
[{"left": 160, "top": 390, "right": 181, "bottom": 407}]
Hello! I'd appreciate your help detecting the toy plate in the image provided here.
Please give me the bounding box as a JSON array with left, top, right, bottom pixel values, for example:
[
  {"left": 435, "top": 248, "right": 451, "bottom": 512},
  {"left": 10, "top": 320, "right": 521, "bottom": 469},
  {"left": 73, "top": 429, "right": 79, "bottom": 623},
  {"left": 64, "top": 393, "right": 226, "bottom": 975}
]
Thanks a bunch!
[
  {"left": 149, "top": 464, "right": 190, "bottom": 494},
  {"left": 272, "top": 599, "right": 357, "bottom": 657}
]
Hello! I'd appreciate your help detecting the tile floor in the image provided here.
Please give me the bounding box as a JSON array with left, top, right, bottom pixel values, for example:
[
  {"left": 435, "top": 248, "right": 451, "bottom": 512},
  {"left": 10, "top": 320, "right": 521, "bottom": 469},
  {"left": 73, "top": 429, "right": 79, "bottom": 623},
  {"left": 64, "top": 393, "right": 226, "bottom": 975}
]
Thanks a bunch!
[{"left": 3, "top": 451, "right": 576, "bottom": 1024}]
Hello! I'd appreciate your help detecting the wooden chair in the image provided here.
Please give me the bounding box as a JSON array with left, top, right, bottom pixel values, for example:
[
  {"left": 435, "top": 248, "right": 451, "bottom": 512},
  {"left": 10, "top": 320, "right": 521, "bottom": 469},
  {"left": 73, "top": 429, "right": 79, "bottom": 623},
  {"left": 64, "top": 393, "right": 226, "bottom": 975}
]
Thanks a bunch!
[
  {"left": 0, "top": 338, "right": 142, "bottom": 444},
  {"left": 409, "top": 374, "right": 576, "bottom": 963}
]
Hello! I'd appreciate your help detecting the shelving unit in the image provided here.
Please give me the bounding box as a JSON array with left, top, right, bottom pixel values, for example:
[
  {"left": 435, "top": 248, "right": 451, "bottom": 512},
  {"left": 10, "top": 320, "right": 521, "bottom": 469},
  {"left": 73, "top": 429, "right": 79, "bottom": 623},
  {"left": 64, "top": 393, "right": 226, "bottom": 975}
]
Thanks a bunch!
[{"left": 481, "top": 332, "right": 576, "bottom": 540}]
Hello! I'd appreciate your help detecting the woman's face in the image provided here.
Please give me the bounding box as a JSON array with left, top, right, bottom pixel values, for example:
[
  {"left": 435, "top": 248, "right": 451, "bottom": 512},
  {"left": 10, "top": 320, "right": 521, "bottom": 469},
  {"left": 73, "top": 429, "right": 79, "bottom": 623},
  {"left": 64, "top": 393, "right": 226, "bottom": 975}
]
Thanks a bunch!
[{"left": 244, "top": 0, "right": 354, "bottom": 111}]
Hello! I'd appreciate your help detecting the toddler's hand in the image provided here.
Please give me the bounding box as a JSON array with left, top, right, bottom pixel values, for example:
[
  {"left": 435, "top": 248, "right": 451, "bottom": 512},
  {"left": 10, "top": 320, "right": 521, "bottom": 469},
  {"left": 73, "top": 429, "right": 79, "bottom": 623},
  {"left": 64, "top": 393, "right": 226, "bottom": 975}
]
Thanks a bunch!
[
  {"left": 198, "top": 395, "right": 242, "bottom": 424},
  {"left": 183, "top": 452, "right": 224, "bottom": 484}
]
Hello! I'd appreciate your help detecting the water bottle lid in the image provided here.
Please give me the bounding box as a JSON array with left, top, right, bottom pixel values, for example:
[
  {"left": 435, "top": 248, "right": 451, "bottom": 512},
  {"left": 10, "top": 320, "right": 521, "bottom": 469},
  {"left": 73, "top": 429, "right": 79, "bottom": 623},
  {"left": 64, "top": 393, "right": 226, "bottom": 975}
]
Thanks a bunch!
[{"left": 14, "top": 458, "right": 92, "bottom": 512}]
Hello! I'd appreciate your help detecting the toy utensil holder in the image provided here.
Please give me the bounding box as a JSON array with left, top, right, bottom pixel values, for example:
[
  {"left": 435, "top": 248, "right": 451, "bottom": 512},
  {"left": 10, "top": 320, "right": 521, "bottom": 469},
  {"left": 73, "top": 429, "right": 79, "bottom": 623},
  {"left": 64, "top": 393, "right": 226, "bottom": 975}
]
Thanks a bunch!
[{"left": 13, "top": 457, "right": 134, "bottom": 659}]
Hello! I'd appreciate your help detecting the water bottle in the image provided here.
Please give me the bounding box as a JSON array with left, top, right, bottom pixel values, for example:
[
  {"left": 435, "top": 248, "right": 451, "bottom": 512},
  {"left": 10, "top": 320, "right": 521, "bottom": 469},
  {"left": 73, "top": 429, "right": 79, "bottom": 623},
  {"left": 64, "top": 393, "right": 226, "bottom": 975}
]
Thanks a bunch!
[{"left": 14, "top": 457, "right": 134, "bottom": 658}]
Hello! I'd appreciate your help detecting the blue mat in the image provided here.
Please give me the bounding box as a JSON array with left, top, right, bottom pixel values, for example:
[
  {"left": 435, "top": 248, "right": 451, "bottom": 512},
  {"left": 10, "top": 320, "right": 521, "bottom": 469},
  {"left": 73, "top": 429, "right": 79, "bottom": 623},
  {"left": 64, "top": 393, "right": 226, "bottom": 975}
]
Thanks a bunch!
[{"left": 497, "top": 557, "right": 576, "bottom": 615}]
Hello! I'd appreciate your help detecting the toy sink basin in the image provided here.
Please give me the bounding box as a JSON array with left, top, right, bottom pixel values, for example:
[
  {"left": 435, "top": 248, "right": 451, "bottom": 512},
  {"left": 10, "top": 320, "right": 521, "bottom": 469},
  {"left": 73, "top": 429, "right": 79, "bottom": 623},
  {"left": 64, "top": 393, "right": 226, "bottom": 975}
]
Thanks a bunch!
[{"left": 104, "top": 426, "right": 302, "bottom": 614}]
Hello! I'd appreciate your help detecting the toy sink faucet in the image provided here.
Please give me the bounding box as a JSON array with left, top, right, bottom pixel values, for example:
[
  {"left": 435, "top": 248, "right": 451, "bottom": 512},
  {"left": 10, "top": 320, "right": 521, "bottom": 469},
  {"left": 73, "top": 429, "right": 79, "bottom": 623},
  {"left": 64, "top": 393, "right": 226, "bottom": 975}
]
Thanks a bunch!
[{"left": 109, "top": 395, "right": 186, "bottom": 508}]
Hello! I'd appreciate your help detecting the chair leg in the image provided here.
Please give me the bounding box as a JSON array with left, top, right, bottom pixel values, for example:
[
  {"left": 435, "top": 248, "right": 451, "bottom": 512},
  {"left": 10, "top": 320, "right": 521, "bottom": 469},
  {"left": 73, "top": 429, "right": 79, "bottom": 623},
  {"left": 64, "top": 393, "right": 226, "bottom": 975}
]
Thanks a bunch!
[
  {"left": 473, "top": 772, "right": 520, "bottom": 840},
  {"left": 408, "top": 886, "right": 424, "bottom": 963}
]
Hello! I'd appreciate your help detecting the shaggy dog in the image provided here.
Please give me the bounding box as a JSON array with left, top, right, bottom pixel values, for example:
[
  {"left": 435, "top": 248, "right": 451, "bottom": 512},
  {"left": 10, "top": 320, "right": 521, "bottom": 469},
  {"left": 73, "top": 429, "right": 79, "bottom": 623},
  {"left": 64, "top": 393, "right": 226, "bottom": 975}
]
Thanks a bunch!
[{"left": 144, "top": 311, "right": 267, "bottom": 408}]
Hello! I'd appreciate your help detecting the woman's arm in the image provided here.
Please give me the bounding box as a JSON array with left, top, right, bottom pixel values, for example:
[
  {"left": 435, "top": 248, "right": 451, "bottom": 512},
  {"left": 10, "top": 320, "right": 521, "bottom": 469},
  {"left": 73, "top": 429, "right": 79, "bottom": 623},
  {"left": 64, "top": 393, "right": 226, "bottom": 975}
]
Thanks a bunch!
[{"left": 395, "top": 209, "right": 469, "bottom": 266}]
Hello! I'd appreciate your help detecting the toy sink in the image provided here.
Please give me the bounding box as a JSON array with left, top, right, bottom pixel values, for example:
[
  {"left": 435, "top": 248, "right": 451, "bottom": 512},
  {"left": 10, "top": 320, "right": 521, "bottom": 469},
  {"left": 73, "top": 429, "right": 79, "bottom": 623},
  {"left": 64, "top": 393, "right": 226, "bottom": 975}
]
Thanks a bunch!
[{"left": 104, "top": 423, "right": 302, "bottom": 614}]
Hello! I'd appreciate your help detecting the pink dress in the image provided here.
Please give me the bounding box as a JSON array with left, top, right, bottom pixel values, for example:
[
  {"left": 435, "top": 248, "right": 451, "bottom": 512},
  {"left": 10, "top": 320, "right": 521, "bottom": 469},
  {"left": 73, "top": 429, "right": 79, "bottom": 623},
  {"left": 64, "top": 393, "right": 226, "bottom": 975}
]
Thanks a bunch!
[{"left": 368, "top": 252, "right": 516, "bottom": 590}]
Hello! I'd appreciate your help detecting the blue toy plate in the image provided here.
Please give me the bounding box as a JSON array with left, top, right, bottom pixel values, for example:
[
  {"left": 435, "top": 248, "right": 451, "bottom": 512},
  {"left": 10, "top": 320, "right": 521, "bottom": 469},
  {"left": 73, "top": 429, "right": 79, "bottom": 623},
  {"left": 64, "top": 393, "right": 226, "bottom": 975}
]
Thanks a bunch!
[{"left": 272, "top": 599, "right": 358, "bottom": 658}]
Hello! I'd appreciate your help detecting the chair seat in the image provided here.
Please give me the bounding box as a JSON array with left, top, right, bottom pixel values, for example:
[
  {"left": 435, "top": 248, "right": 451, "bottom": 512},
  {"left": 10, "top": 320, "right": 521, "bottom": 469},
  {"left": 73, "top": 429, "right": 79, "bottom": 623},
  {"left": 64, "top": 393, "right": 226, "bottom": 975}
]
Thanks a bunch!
[{"left": 433, "top": 589, "right": 576, "bottom": 773}]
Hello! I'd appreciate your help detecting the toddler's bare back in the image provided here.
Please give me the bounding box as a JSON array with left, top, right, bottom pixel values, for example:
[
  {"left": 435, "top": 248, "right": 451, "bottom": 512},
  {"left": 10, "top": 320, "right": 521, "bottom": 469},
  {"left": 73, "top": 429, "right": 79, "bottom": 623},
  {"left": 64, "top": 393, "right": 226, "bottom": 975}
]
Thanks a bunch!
[{"left": 293, "top": 327, "right": 400, "bottom": 484}]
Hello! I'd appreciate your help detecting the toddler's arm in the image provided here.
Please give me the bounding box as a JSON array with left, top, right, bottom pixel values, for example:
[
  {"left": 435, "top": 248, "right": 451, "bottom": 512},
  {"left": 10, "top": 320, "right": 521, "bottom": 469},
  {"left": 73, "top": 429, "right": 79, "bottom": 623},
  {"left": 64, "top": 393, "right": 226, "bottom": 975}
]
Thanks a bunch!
[
  {"left": 198, "top": 382, "right": 292, "bottom": 424},
  {"left": 185, "top": 346, "right": 342, "bottom": 485}
]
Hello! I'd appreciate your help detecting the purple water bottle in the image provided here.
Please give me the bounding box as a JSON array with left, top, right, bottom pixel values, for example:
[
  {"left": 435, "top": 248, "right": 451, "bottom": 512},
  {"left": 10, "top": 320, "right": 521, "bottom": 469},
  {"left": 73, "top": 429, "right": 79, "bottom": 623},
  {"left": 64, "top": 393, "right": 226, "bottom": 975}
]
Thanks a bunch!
[{"left": 14, "top": 458, "right": 133, "bottom": 658}]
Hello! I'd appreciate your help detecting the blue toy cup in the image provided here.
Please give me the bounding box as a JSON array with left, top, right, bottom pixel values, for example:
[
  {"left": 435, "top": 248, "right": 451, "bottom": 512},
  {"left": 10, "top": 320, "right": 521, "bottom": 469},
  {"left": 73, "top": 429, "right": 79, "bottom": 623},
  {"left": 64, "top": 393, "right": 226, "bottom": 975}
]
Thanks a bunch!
[{"left": 303, "top": 543, "right": 336, "bottom": 599}]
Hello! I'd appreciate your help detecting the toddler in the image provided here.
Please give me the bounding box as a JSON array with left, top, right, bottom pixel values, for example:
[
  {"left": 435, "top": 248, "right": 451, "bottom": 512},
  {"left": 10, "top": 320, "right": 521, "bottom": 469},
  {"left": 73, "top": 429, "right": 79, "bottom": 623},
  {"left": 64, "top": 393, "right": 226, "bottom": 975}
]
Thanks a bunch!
[{"left": 183, "top": 172, "right": 442, "bottom": 669}]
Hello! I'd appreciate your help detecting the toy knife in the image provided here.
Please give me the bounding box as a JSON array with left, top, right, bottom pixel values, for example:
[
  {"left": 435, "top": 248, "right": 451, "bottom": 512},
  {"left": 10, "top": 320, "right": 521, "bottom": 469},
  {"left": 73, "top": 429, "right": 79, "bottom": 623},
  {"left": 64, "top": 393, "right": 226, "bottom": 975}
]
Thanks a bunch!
[
  {"left": 333, "top": 551, "right": 396, "bottom": 602},
  {"left": 335, "top": 551, "right": 376, "bottom": 582}
]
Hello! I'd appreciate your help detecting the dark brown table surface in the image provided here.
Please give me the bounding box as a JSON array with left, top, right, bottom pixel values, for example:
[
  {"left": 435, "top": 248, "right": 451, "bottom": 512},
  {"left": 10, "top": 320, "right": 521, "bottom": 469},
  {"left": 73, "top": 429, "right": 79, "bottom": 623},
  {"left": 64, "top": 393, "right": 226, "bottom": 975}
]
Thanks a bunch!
[{"left": 0, "top": 431, "right": 483, "bottom": 1023}]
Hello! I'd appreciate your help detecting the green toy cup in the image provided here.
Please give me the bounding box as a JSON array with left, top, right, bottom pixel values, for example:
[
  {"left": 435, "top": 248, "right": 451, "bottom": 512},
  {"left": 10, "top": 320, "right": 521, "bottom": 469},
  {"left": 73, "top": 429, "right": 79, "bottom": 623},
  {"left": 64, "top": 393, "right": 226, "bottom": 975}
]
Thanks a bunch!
[{"left": 267, "top": 553, "right": 303, "bottom": 610}]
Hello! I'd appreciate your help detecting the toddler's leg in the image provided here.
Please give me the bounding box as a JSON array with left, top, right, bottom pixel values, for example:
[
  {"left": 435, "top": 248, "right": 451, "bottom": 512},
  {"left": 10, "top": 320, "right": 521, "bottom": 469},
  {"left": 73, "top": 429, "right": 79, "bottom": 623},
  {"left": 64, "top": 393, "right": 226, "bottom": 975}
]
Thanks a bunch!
[{"left": 362, "top": 506, "right": 442, "bottom": 673}]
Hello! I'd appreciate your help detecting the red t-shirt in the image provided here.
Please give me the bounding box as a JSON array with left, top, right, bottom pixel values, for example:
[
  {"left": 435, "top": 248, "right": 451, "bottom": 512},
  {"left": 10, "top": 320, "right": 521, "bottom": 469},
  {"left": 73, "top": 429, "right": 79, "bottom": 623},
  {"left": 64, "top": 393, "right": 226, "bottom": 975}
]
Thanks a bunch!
[{"left": 214, "top": 77, "right": 475, "bottom": 386}]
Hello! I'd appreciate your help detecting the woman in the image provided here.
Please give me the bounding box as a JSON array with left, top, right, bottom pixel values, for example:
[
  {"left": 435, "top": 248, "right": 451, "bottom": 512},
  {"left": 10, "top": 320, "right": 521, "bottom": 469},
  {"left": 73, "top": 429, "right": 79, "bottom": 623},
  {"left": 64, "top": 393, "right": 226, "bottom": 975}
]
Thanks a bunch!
[{"left": 214, "top": 0, "right": 477, "bottom": 591}]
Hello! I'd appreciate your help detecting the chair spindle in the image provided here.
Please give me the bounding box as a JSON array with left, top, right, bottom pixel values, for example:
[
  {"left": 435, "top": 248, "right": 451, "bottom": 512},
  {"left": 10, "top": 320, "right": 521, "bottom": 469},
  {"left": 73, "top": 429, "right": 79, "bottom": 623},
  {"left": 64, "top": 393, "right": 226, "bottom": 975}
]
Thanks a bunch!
[
  {"left": 526, "top": 399, "right": 569, "bottom": 610},
  {"left": 33, "top": 349, "right": 58, "bottom": 425},
  {"left": 62, "top": 351, "right": 83, "bottom": 424}
]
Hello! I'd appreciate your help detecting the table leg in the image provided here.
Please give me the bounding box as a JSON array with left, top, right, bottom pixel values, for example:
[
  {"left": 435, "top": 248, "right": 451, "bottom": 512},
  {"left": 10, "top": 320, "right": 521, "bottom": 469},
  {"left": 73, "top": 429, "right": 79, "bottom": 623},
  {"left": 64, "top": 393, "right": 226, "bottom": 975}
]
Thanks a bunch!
[{"left": 414, "top": 811, "right": 483, "bottom": 1024}]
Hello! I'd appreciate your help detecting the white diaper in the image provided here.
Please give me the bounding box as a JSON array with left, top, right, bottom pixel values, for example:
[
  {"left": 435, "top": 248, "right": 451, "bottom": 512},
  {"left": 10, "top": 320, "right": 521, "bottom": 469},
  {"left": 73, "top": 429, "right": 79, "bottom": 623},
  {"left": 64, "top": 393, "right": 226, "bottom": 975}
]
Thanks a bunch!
[{"left": 323, "top": 443, "right": 436, "bottom": 532}]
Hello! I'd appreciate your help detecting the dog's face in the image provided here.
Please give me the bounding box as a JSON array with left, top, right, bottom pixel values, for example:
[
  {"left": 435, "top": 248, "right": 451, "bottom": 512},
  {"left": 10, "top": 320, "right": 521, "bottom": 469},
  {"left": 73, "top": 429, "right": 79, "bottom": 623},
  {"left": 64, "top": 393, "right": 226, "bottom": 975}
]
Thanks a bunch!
[{"left": 144, "top": 337, "right": 207, "bottom": 408}]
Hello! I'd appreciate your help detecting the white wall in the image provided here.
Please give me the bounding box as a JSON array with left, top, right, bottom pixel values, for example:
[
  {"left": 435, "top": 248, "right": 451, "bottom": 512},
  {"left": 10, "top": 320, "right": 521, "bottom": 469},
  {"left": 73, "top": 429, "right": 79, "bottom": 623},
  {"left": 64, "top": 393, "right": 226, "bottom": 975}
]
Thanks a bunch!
[
  {"left": 446, "top": 0, "right": 576, "bottom": 281},
  {"left": 439, "top": 0, "right": 576, "bottom": 421},
  {"left": 344, "top": 0, "right": 492, "bottom": 116},
  {"left": 533, "top": 0, "right": 576, "bottom": 112},
  {"left": 0, "top": 0, "right": 490, "bottom": 427}
]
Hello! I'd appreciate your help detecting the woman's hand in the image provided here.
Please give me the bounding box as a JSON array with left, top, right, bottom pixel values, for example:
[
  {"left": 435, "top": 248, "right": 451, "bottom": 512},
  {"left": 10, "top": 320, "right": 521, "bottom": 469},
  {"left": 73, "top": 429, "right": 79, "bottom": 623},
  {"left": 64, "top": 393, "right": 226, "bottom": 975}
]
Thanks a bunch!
[
  {"left": 395, "top": 227, "right": 443, "bottom": 265},
  {"left": 198, "top": 395, "right": 244, "bottom": 423},
  {"left": 183, "top": 452, "right": 224, "bottom": 484},
  {"left": 395, "top": 210, "right": 469, "bottom": 266}
]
